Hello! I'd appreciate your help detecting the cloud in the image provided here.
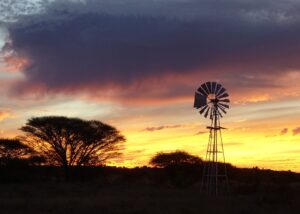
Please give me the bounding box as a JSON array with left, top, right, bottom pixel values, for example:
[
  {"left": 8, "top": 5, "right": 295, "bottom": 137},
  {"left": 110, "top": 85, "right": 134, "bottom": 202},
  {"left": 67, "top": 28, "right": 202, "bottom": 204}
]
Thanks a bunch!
[
  {"left": 1, "top": 53, "right": 30, "bottom": 72},
  {"left": 0, "top": 0, "right": 46, "bottom": 23},
  {"left": 144, "top": 124, "right": 183, "bottom": 132},
  {"left": 265, "top": 127, "right": 289, "bottom": 137},
  {"left": 292, "top": 127, "right": 300, "bottom": 136},
  {"left": 279, "top": 128, "right": 288, "bottom": 135},
  {"left": 195, "top": 131, "right": 207, "bottom": 135},
  {"left": 0, "top": 109, "right": 15, "bottom": 121},
  {"left": 2, "top": 0, "right": 300, "bottom": 103}
]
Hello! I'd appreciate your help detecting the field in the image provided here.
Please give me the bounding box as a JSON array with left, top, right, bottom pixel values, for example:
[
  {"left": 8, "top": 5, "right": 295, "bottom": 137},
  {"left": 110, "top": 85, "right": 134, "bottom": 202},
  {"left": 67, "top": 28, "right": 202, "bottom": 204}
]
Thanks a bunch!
[{"left": 0, "top": 166, "right": 299, "bottom": 214}]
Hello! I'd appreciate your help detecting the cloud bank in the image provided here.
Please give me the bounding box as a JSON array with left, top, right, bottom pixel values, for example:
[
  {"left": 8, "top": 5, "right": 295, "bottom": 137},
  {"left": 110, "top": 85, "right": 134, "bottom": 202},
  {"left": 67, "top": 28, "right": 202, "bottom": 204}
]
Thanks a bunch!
[{"left": 2, "top": 0, "right": 300, "bottom": 102}]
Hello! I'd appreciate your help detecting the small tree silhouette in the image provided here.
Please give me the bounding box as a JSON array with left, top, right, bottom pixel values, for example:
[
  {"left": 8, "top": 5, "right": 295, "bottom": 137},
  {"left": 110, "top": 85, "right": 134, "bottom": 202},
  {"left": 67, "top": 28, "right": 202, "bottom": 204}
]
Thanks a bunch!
[
  {"left": 150, "top": 151, "right": 203, "bottom": 187},
  {"left": 0, "top": 138, "right": 44, "bottom": 166},
  {"left": 20, "top": 116, "right": 125, "bottom": 179},
  {"left": 149, "top": 150, "right": 202, "bottom": 168}
]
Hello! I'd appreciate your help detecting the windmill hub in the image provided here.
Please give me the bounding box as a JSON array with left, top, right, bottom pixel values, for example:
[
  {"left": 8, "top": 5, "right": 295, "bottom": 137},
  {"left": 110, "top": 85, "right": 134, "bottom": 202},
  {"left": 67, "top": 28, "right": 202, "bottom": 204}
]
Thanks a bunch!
[{"left": 207, "top": 93, "right": 216, "bottom": 100}]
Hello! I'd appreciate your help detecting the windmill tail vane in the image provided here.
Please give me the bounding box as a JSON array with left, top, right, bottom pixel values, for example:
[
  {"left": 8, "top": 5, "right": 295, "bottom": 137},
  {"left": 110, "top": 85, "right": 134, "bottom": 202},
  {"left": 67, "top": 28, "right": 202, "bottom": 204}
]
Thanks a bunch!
[{"left": 194, "top": 81, "right": 230, "bottom": 196}]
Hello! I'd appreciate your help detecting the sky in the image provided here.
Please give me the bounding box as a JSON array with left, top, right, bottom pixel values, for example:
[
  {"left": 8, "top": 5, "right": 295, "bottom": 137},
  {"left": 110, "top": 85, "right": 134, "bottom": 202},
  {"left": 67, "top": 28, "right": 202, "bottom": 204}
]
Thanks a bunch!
[{"left": 0, "top": 0, "right": 300, "bottom": 171}]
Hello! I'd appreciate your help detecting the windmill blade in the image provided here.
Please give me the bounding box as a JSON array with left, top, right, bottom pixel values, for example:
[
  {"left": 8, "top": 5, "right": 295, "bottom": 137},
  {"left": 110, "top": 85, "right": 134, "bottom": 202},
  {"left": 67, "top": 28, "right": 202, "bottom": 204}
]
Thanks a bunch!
[
  {"left": 217, "top": 109, "right": 223, "bottom": 118},
  {"left": 215, "top": 83, "right": 222, "bottom": 95},
  {"left": 206, "top": 82, "right": 213, "bottom": 94},
  {"left": 211, "top": 82, "right": 217, "bottom": 94},
  {"left": 216, "top": 87, "right": 226, "bottom": 96},
  {"left": 194, "top": 82, "right": 229, "bottom": 119},
  {"left": 201, "top": 83, "right": 210, "bottom": 95},
  {"left": 218, "top": 105, "right": 227, "bottom": 114},
  {"left": 199, "top": 105, "right": 208, "bottom": 114},
  {"left": 219, "top": 99, "right": 230, "bottom": 103},
  {"left": 218, "top": 92, "right": 229, "bottom": 99},
  {"left": 204, "top": 82, "right": 211, "bottom": 94},
  {"left": 194, "top": 93, "right": 207, "bottom": 108},
  {"left": 218, "top": 103, "right": 229, "bottom": 109},
  {"left": 204, "top": 108, "right": 210, "bottom": 118},
  {"left": 197, "top": 86, "right": 207, "bottom": 95}
]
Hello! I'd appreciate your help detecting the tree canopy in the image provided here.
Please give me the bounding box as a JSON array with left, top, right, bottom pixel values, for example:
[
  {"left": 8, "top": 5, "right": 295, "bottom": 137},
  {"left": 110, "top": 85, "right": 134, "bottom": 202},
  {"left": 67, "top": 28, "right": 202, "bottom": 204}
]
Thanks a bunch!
[
  {"left": 149, "top": 150, "right": 202, "bottom": 168},
  {"left": 0, "top": 138, "right": 44, "bottom": 166},
  {"left": 20, "top": 116, "right": 125, "bottom": 168}
]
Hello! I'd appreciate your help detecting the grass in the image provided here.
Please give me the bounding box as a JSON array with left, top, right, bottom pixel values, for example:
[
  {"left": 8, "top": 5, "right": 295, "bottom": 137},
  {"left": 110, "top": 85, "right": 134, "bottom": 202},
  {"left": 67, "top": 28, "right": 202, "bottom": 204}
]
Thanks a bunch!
[{"left": 0, "top": 181, "right": 299, "bottom": 214}]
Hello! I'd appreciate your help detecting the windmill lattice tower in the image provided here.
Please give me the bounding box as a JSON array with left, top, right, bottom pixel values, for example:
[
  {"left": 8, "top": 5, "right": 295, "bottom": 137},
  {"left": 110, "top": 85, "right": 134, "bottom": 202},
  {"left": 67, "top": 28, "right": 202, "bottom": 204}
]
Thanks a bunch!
[{"left": 194, "top": 81, "right": 229, "bottom": 196}]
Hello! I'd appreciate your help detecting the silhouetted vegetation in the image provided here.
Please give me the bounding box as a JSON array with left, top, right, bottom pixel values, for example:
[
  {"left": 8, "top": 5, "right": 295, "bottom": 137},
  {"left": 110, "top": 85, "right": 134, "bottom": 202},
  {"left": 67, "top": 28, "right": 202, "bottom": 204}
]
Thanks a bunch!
[
  {"left": 149, "top": 150, "right": 203, "bottom": 167},
  {"left": 0, "top": 117, "right": 299, "bottom": 213},
  {"left": 149, "top": 151, "right": 203, "bottom": 187},
  {"left": 20, "top": 116, "right": 125, "bottom": 179},
  {"left": 0, "top": 138, "right": 45, "bottom": 166}
]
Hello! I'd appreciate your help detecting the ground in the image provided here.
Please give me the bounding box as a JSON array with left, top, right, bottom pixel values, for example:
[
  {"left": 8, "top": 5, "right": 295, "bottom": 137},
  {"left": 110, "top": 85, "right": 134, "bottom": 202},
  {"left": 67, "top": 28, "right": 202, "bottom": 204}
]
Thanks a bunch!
[{"left": 0, "top": 182, "right": 298, "bottom": 214}]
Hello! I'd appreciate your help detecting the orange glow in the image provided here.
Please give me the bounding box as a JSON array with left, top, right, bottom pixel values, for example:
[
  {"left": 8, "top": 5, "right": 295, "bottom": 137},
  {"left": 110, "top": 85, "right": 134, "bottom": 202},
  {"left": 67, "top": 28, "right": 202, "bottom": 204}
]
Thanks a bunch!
[
  {"left": 103, "top": 97, "right": 300, "bottom": 172},
  {"left": 107, "top": 122, "right": 300, "bottom": 172},
  {"left": 234, "top": 94, "right": 271, "bottom": 104},
  {"left": 3, "top": 55, "right": 30, "bottom": 72},
  {"left": 0, "top": 66, "right": 300, "bottom": 172},
  {"left": 0, "top": 109, "right": 15, "bottom": 121}
]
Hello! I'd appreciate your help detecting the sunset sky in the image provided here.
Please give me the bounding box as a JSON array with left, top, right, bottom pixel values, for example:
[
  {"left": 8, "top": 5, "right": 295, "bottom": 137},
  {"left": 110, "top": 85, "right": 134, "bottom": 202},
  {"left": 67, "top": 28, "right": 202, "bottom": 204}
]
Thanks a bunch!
[{"left": 0, "top": 0, "right": 300, "bottom": 171}]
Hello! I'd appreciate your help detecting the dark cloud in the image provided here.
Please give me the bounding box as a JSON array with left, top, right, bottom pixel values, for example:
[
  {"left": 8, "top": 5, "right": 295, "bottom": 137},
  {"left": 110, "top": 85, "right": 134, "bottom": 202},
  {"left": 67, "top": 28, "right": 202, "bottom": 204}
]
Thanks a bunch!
[
  {"left": 195, "top": 131, "right": 207, "bottom": 135},
  {"left": 292, "top": 127, "right": 300, "bottom": 136},
  {"left": 279, "top": 128, "right": 288, "bottom": 135},
  {"left": 3, "top": 0, "right": 300, "bottom": 100},
  {"left": 144, "top": 124, "right": 183, "bottom": 132}
]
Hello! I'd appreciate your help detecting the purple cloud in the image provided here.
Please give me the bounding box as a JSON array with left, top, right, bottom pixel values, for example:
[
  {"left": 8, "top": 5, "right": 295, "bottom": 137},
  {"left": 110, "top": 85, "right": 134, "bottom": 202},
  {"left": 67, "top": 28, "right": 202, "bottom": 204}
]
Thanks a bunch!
[{"left": 3, "top": 0, "right": 300, "bottom": 101}]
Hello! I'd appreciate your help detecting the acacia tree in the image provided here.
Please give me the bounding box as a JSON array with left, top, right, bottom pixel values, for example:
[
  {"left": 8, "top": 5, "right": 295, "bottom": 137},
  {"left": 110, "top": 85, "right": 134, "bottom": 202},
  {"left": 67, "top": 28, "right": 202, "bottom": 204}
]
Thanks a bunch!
[
  {"left": 20, "top": 116, "right": 125, "bottom": 177},
  {"left": 149, "top": 150, "right": 202, "bottom": 168},
  {"left": 0, "top": 138, "right": 44, "bottom": 166}
]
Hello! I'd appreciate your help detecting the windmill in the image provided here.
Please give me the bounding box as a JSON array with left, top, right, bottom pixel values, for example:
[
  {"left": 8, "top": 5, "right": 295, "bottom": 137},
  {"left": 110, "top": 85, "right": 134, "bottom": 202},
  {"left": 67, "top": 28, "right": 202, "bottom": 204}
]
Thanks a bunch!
[{"left": 194, "top": 81, "right": 229, "bottom": 196}]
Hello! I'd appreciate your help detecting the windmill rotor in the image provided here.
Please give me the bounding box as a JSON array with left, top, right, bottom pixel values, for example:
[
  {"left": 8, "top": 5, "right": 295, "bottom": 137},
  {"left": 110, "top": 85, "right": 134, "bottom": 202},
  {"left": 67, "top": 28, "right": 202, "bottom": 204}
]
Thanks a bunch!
[{"left": 194, "top": 81, "right": 230, "bottom": 118}]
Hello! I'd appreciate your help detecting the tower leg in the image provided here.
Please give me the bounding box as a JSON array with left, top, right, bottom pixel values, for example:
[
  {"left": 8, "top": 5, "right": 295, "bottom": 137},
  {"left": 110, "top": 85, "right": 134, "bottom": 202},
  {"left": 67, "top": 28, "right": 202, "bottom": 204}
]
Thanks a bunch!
[{"left": 201, "top": 108, "right": 229, "bottom": 196}]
